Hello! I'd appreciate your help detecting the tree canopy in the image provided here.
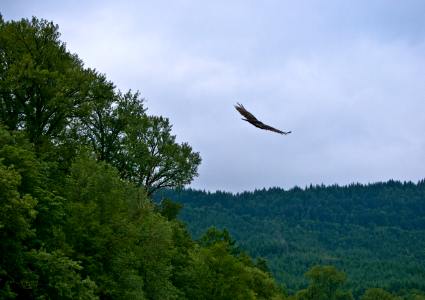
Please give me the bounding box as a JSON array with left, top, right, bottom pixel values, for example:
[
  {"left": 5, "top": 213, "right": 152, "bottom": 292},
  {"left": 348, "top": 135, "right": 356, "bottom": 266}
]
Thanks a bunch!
[
  {"left": 0, "top": 16, "right": 114, "bottom": 148},
  {"left": 164, "top": 182, "right": 425, "bottom": 297},
  {"left": 0, "top": 15, "right": 285, "bottom": 300}
]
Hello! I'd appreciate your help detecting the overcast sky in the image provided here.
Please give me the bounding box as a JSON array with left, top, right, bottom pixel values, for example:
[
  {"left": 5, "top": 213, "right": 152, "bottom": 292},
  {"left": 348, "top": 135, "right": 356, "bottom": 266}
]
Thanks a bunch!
[{"left": 2, "top": 1, "right": 425, "bottom": 192}]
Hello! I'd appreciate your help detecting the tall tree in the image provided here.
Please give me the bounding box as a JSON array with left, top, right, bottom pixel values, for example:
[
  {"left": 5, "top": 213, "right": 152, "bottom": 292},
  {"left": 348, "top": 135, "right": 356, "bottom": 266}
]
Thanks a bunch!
[
  {"left": 74, "top": 90, "right": 146, "bottom": 164},
  {"left": 76, "top": 96, "right": 201, "bottom": 198},
  {"left": 0, "top": 15, "right": 114, "bottom": 153},
  {"left": 296, "top": 265, "right": 353, "bottom": 300},
  {"left": 119, "top": 114, "right": 201, "bottom": 198}
]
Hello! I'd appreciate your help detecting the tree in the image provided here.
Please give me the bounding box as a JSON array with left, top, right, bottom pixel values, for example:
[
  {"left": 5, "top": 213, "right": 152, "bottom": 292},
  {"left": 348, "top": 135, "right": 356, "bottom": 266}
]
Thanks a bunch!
[
  {"left": 199, "top": 242, "right": 255, "bottom": 300},
  {"left": 360, "top": 288, "right": 400, "bottom": 300},
  {"left": 0, "top": 15, "right": 114, "bottom": 154},
  {"left": 1, "top": 14, "right": 200, "bottom": 198},
  {"left": 256, "top": 257, "right": 271, "bottom": 274},
  {"left": 25, "top": 250, "right": 98, "bottom": 300},
  {"left": 0, "top": 127, "right": 98, "bottom": 299},
  {"left": 74, "top": 88, "right": 201, "bottom": 198},
  {"left": 74, "top": 90, "right": 146, "bottom": 165},
  {"left": 296, "top": 265, "right": 353, "bottom": 300},
  {"left": 60, "top": 154, "right": 147, "bottom": 299},
  {"left": 0, "top": 128, "right": 38, "bottom": 240},
  {"left": 196, "top": 226, "right": 240, "bottom": 256},
  {"left": 119, "top": 114, "right": 202, "bottom": 198},
  {"left": 0, "top": 149, "right": 37, "bottom": 299},
  {"left": 239, "top": 250, "right": 254, "bottom": 268},
  {"left": 0, "top": 15, "right": 208, "bottom": 300},
  {"left": 246, "top": 267, "right": 285, "bottom": 300},
  {"left": 154, "top": 197, "right": 184, "bottom": 221}
]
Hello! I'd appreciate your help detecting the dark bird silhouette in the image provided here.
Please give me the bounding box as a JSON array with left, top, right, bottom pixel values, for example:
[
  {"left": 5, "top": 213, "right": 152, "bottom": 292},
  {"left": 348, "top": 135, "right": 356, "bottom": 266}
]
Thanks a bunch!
[{"left": 234, "top": 103, "right": 291, "bottom": 135}]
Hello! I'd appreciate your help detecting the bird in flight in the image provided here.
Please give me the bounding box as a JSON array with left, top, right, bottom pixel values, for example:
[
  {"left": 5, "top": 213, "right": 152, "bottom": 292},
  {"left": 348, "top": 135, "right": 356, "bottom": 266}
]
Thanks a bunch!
[{"left": 234, "top": 102, "right": 291, "bottom": 135}]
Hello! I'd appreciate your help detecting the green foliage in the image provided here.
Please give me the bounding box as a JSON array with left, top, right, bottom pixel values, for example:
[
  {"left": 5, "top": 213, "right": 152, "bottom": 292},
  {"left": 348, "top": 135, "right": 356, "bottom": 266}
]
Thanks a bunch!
[
  {"left": 196, "top": 226, "right": 240, "bottom": 256},
  {"left": 137, "top": 212, "right": 178, "bottom": 300},
  {"left": 239, "top": 250, "right": 255, "bottom": 268},
  {"left": 26, "top": 250, "right": 98, "bottom": 300},
  {"left": 192, "top": 230, "right": 285, "bottom": 300},
  {"left": 154, "top": 198, "right": 184, "bottom": 221},
  {"left": 0, "top": 159, "right": 36, "bottom": 299},
  {"left": 0, "top": 127, "right": 42, "bottom": 297},
  {"left": 165, "top": 184, "right": 425, "bottom": 296},
  {"left": 256, "top": 257, "right": 271, "bottom": 274},
  {"left": 199, "top": 242, "right": 255, "bottom": 300},
  {"left": 0, "top": 157, "right": 37, "bottom": 238},
  {"left": 360, "top": 288, "right": 399, "bottom": 300},
  {"left": 74, "top": 90, "right": 146, "bottom": 165},
  {"left": 296, "top": 266, "right": 353, "bottom": 300},
  {"left": 119, "top": 114, "right": 202, "bottom": 197},
  {"left": 2, "top": 14, "right": 425, "bottom": 300},
  {"left": 0, "top": 14, "right": 204, "bottom": 299},
  {"left": 0, "top": 16, "right": 114, "bottom": 150},
  {"left": 246, "top": 267, "right": 285, "bottom": 300},
  {"left": 74, "top": 87, "right": 202, "bottom": 199},
  {"left": 166, "top": 219, "right": 196, "bottom": 298}
]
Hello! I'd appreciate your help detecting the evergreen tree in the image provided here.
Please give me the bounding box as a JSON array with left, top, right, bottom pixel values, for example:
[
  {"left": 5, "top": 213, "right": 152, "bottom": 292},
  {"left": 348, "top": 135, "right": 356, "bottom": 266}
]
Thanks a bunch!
[
  {"left": 196, "top": 226, "right": 240, "bottom": 256},
  {"left": 256, "top": 257, "right": 271, "bottom": 274}
]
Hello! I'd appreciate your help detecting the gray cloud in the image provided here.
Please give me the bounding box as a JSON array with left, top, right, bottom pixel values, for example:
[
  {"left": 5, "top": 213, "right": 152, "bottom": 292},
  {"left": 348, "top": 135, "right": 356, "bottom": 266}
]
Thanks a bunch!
[{"left": 2, "top": 0, "right": 425, "bottom": 192}]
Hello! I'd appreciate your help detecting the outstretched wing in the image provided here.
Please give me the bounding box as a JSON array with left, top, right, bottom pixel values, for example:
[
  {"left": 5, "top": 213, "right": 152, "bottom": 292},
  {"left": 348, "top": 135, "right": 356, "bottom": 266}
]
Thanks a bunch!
[
  {"left": 260, "top": 124, "right": 291, "bottom": 135},
  {"left": 234, "top": 102, "right": 258, "bottom": 121}
]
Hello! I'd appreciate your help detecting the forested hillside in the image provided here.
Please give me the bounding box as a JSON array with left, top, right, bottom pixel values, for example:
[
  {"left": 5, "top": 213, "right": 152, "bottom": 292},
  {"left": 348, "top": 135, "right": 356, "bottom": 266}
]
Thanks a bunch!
[
  {"left": 0, "top": 16, "right": 285, "bottom": 300},
  {"left": 164, "top": 181, "right": 425, "bottom": 297},
  {"left": 2, "top": 14, "right": 425, "bottom": 300}
]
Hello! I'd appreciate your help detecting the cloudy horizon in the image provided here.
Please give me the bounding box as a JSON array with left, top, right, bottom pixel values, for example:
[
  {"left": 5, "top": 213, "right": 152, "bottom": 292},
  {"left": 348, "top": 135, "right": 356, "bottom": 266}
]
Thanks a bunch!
[{"left": 2, "top": 0, "right": 425, "bottom": 192}]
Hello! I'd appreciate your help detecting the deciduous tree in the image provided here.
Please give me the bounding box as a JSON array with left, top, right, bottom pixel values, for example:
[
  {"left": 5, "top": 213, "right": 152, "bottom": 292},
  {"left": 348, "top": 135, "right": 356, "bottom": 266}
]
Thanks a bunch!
[
  {"left": 296, "top": 265, "right": 353, "bottom": 300},
  {"left": 0, "top": 15, "right": 114, "bottom": 154}
]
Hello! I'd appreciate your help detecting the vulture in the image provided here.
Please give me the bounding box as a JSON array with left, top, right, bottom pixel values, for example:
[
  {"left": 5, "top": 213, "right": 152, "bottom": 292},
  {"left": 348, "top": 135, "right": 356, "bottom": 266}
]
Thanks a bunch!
[{"left": 234, "top": 102, "right": 291, "bottom": 135}]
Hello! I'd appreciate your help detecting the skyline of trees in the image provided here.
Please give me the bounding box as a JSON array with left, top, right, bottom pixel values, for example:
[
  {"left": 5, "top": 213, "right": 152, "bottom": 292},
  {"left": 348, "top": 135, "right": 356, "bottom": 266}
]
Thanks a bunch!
[{"left": 1, "top": 14, "right": 424, "bottom": 300}]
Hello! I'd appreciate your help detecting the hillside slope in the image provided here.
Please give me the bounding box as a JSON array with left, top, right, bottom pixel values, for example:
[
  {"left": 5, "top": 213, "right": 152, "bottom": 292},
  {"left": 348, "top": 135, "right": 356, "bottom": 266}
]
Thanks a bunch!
[{"left": 164, "top": 180, "right": 425, "bottom": 297}]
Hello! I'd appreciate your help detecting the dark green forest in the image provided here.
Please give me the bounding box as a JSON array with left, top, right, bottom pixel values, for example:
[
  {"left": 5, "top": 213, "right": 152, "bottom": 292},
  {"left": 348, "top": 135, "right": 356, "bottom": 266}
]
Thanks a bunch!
[
  {"left": 1, "top": 15, "right": 424, "bottom": 300},
  {"left": 164, "top": 181, "right": 425, "bottom": 297}
]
